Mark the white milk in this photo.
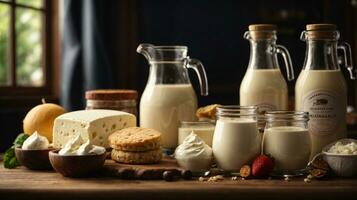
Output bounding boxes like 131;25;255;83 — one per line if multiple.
240;69;288;112
140;84;197;149
178;126;215;147
295;70;347;158
263;126;311;171
212;118;261;171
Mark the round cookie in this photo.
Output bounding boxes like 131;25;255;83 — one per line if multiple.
111;148;162;164
108;127;161;152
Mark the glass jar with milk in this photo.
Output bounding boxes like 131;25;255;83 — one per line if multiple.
212;106;261;173
137;44;209;153
295;24;355;158
240;24;294;116
263;111;310;176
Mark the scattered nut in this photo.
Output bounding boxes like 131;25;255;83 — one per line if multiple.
311;157;330;171
199;177;207;182
241;177;245;180
231;176;238;181
215;175;224;180
240;165;251;178
310;168;328;179
304;178;311;183
181;170;193;180
284;177;291;182
307;174;314;179
205;175;225;182
208;177;217;182
162;171;174;182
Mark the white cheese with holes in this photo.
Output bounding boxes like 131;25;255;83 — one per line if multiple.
53;109;136;148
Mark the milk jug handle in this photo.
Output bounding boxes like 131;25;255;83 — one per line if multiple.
185;57;209;96
338;42;355;80
276;45;295;81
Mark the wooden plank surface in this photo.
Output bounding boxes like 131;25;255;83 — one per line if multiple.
1;161;357;200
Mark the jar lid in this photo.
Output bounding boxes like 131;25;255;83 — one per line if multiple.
305;24;338;40
248;24;277;40
85;89;138;100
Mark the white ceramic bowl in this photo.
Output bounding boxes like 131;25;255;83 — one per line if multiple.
321;138;357;177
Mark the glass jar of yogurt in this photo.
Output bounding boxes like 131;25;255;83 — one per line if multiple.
178;121;215;147
263;111;310;176
212;105;261;172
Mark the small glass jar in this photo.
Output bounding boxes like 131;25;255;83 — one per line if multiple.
85;90;138;117
178;121;215;147
263;111;310;176
212;105;261;172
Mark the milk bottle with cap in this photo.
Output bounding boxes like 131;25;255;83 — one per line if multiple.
240;24;294;115
295;24;355;157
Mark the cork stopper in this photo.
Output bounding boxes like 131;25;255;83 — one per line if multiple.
248;24;277;31
248;24;277;40
305;24;338;40
306;24;336;31
86;89;138;101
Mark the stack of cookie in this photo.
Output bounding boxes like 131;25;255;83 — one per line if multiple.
108;127;162;164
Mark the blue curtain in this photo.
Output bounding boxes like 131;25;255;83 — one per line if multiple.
61;0;120;110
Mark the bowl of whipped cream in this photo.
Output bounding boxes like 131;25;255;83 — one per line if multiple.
15;132;56;170
49;135;106;177
322;138;357;177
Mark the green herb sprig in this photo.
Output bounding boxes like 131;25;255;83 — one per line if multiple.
3;133;29;169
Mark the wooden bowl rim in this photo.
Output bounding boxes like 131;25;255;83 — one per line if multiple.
15;147;57;152
49;149;106;158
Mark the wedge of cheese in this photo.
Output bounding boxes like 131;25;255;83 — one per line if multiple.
53;109;136;148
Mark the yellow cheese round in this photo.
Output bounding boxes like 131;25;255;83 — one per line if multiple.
23;101;66;142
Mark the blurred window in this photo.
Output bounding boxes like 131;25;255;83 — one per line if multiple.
0;0;53;95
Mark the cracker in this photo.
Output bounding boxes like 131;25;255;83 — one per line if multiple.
196;104;220;120
108;127;161;152
111;149;162;164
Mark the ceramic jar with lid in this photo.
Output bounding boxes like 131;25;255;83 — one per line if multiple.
85;89;138;116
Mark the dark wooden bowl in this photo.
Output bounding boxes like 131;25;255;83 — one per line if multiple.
49;150;106;177
15;147;55;170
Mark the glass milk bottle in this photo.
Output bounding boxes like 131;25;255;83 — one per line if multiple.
240;24;294;115
295;24;355;158
137;44;208;152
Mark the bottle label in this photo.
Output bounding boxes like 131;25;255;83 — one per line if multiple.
302;90;342;136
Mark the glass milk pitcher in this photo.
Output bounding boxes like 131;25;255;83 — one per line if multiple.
295;24;355;157
137;44;208;151
240;24;294;114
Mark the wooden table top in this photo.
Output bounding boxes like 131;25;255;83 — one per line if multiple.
1;162;357;200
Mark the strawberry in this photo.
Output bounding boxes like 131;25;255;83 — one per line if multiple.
251;154;274;178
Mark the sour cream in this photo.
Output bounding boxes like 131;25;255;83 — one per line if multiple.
22;132;49;150
59;135;106;156
175;132;212;172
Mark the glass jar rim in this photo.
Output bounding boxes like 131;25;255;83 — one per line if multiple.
179;121;215;126
217;105;257;110
265;111;309;121
216;105;257;118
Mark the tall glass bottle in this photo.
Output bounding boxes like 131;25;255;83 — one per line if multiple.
240;24;294;114
295;24;355;157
